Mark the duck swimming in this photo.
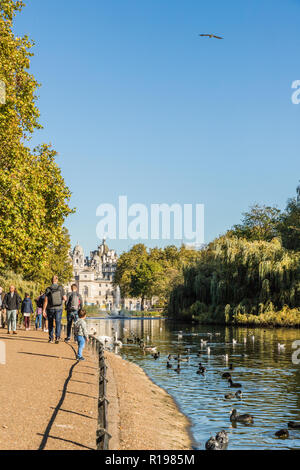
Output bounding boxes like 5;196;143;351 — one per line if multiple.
222;372;231;379
225;390;242;400
216;430;229;447
197;363;206;374
205;436;220;451
228;378;242;388
230;409;254;424
288;421;300;429
205;431;229;450
275;429;289;438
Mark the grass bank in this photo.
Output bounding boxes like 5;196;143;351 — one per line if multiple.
191;306;300;328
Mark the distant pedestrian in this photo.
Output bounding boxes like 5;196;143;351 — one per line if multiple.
43;275;66;344
21;293;34;331
0;287;6;328
74;310;89;361
3;286;22;335
65;284;83;342
35;291;45;330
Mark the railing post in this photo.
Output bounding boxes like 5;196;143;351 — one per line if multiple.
88;335;111;450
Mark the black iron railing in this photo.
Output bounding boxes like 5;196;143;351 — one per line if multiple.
88;335;111;450
62;324;111;450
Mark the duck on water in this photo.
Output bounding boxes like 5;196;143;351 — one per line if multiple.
230;409;254;424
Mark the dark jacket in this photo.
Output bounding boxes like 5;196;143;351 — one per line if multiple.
21;298;34;314
3;292;22;310
35;294;45;309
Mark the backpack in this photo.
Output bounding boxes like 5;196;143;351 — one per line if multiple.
50;286;62;308
68;292;79;311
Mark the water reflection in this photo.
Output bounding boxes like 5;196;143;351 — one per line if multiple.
87;318;300;450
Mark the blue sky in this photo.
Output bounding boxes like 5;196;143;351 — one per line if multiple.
14;0;300;255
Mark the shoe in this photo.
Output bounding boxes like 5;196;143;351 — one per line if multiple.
48;339;54;344
65;338;70;343
13;331;17;335
55;339;60;344
78;357;85;361
7;331;10;335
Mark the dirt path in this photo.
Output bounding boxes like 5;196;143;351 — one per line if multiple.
0;329;98;450
105;351;192;450
0;328;192;451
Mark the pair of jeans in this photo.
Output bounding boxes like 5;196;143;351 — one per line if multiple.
77;335;86;359
66;310;79;339
0;310;6;328
47;309;62;341
7;310;17;332
35;314;42;329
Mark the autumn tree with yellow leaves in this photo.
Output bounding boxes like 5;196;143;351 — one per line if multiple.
0;0;73;283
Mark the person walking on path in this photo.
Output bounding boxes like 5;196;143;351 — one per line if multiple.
0;287;6;328
3;286;22;335
35;291;45;330
65;284;83;342
21;293;34;331
74;310;89;361
43;276;66;344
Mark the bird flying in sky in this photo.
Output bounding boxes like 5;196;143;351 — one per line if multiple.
199;34;223;39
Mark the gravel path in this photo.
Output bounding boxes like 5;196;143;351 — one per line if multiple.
0;329;97;450
105;351;192;450
0;328;192;451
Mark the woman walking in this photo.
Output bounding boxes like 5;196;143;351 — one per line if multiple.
21;293;34;331
35;291;45;330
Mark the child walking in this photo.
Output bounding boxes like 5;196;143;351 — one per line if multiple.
74;310;89;361
21;293;34;331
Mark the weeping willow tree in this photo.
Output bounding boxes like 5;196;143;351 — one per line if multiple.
168;236;300;324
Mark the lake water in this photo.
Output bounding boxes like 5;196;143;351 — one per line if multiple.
87;317;300;450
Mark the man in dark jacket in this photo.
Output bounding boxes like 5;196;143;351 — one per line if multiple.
3;285;22;335
65;284;83;342
43;275;66;344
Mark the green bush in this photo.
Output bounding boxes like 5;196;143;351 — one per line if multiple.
0;270;41;301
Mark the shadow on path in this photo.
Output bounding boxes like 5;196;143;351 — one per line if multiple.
50;406;96;420
60;390;97;400
37;433;94;450
19;351;75;361
38;342;80;450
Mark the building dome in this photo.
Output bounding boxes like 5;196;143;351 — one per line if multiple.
73;242;84;256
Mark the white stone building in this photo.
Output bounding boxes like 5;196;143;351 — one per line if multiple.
69;239;147;311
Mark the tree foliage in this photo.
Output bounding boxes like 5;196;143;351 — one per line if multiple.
230;204;282;242
278;197;300;251
114;243;201;309
168;235;300;322
0;0;73;282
